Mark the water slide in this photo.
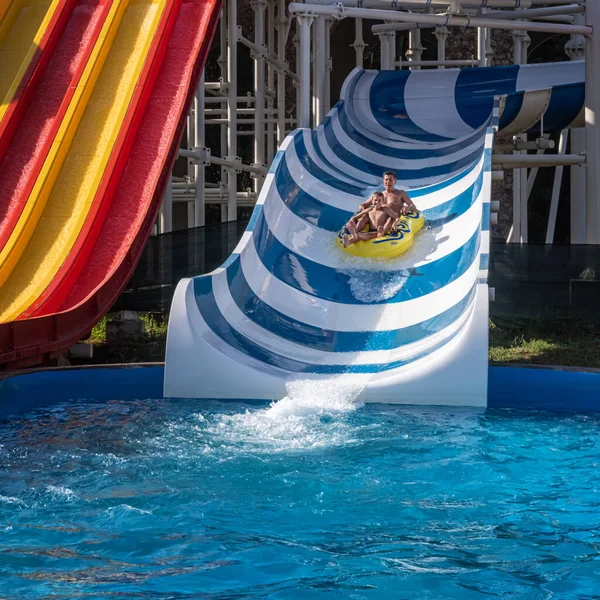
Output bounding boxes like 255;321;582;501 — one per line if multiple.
164;60;585;405
0;0;221;368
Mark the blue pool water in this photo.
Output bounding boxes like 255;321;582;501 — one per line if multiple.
1;389;600;598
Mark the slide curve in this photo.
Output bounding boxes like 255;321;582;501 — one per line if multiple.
0;0;221;368
164;60;585;405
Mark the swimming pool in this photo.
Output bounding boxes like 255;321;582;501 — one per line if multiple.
2;389;600;598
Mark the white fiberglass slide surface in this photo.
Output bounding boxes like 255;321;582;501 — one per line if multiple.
164;61;585;405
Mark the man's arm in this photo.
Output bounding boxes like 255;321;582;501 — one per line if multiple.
401;191;417;212
381;205;399;219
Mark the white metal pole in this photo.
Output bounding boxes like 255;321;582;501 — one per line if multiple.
227;0;237;222
314;16;327;122
267;0;275;162
312;17;318;124
585;2;600;244
324;16;332;114
566;13;585;243
434;25;448;68
377;32;389;69
545;129;569;243
308;5;593;35
300;0;587;10
159;177;173;233
298;15;314;128
509;27;522;243
186;104;195;228
477;9;489;67
276;0;286;145
354;18;365;68
293;30;301;131
194;71;206;227
407;27;423;70
219;4;228;222
485;4;585;20
253;0;266;192
519;30;530;242
388;30;396;69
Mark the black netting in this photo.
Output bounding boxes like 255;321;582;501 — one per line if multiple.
489;242;600;319
113;220;249;312
113;224;600;320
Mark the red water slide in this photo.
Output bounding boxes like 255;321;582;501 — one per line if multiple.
0;0;221;368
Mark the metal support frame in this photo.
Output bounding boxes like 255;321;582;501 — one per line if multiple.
312;16;327;123
159;177;173;234
253;0;267;193
194;72;206;226
565;13;586;243
434;25;448;67
477;7;489;67
353;18;366;68
276;0;287;145
227;0;237;221
585;1;600;244
161;0;598;251
545;129;569;243
298;14;314;128
266;0;275;163
406;27;424;70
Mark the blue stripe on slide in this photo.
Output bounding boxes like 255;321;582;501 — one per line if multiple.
336;107;488;161
527;82;584;135
498;92;524;130
309;130;368;187
482;203;490;231
225;256;477;353
276;150;484;233
194;274;471;374
455;64;519;128
252;213;481;304
320;117;486;180
292;134;370;196
366;71;450;143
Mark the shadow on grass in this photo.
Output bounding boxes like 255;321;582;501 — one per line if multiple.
489;313;600;369
87;314;167;364
85;312;600;369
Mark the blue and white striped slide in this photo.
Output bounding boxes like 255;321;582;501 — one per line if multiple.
164;60;584;406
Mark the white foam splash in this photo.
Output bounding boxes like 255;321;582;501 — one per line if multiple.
204;377;367;452
46;485;77;501
107;504;152;515
0;495;27;507
342;268;412;303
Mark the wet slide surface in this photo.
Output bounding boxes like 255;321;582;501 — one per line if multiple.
0;0;220;367
59;0;221;311
0;0;110;247
0;0;54;113
0;0;165;322
163;61;585;404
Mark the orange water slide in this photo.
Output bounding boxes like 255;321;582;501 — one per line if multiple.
0;0;221;368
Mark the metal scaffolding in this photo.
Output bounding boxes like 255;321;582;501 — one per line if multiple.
159;0;598;245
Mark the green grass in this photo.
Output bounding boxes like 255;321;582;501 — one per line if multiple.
86;313;167;364
85;313;600;369
489;315;600;369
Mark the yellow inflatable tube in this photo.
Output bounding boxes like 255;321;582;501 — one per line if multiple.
337;211;425;259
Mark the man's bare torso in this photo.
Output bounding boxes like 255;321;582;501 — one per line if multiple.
384;189;411;216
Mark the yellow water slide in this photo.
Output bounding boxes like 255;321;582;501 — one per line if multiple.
0;0;168;322
0;0;61;122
